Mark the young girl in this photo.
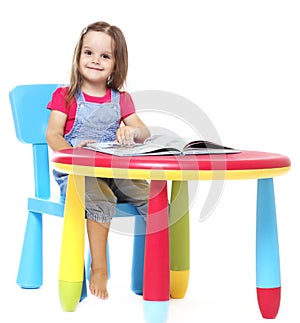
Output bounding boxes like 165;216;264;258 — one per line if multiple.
46;21;150;300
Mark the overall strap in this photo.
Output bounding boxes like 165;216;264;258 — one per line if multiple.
111;89;120;103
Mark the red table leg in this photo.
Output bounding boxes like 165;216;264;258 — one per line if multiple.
143;180;170;323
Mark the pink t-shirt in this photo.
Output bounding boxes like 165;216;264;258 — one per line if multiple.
47;86;135;135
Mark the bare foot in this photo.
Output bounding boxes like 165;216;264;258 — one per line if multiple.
89;268;108;299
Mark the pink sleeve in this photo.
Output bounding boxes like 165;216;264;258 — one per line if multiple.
120;91;136;120
47;87;70;114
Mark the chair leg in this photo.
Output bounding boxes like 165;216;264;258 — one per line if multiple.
170;180;190;299
80;266;87;302
256;178;281;319
17;211;43;288
131;214;146;295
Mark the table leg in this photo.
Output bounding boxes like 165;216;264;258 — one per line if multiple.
143;180;170;323
256;178;281;319
59;174;86;311
170;180;190;298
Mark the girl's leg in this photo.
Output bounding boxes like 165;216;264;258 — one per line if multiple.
111;179;149;219
87;219;110;299
85;177;116;299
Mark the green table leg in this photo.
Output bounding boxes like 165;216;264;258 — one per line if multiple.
170;180;190;298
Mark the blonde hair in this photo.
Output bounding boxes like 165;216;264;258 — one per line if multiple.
67;21;128;103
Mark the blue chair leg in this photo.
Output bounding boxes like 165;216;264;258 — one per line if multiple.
131;214;146;295
80;266;87;302
17;211;43;288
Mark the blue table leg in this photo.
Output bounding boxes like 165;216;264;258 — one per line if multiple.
256;178;281;318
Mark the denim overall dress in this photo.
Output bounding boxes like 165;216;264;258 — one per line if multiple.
53;89;149;223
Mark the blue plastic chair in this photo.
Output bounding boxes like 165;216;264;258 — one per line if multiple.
9;84;146;305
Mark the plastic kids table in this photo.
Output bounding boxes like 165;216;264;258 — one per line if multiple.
51;148;290;322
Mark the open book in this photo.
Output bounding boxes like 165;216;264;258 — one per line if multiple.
84;135;240;156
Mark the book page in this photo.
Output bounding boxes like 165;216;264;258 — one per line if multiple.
183;140;240;154
85;136;240;156
85;141;182;156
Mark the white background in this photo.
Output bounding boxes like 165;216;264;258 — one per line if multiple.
0;1;299;322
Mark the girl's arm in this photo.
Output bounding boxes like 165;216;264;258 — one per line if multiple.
46;110;72;151
116;113;150;145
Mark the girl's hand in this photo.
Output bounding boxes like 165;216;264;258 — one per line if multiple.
75;139;96;148
116;126;136;145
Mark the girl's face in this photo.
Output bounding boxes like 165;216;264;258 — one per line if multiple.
79;30;116;89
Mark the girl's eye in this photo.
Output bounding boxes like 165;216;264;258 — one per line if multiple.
102;54;110;59
83;50;93;56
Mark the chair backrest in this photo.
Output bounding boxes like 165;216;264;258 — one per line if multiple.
9;84;59;198
9;84;58;144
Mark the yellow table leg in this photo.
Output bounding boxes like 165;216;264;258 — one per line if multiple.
170;270;190;299
59;174;85;311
